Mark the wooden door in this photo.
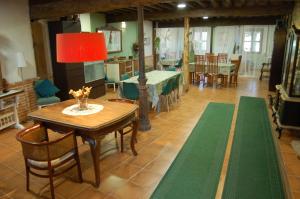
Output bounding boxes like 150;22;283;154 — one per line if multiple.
31;21;49;79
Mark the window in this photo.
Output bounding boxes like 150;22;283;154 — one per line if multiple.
193;31;208;53
243;30;262;53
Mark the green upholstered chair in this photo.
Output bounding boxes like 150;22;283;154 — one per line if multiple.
160;79;174;112
172;75;181;103
165;67;176;71
174;58;183;69
123;82;139;101
34;80;61;109
121;73;130;81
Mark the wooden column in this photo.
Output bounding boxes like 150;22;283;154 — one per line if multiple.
137;5;151;131
183;17;190;91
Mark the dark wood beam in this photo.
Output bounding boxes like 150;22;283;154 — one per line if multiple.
192;0;207;8
30;0;190;20
154;16;280;27
106;4;293;22
137;5;151;131
211;0;220;8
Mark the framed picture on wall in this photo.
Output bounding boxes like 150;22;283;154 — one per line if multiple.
96;26;122;53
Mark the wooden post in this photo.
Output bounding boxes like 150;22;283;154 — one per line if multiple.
183;17;190;91
137;5;151;131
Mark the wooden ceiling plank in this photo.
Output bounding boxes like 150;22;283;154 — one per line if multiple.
106;4;293;22
30;0;185;20
192;0;208;8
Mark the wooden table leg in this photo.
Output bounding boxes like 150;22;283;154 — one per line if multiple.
131;119;138;156
89;139;101;187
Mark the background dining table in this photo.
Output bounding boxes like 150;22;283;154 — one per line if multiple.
119;70;184;111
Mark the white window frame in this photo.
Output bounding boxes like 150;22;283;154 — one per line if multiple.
243;29;263;53
193;31;209;53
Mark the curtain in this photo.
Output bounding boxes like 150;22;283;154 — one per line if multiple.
156;25;275;77
156;28;184;59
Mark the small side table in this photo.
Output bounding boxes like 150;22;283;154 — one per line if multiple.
0;89;24;130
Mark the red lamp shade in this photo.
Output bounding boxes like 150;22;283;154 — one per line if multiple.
56;32;108;63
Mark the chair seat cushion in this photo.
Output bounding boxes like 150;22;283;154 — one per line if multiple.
35;79;60;97
27;151;74;168
37;96;60;106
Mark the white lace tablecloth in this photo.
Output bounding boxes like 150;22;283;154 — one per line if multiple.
62;104;104;116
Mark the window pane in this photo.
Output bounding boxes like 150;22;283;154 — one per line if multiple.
201;42;207;51
244;32;252;41
253;42;260;52
244;41;251;52
201;32;207;41
194;32;201;40
254;32;261;41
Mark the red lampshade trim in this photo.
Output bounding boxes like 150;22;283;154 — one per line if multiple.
56;32;108;63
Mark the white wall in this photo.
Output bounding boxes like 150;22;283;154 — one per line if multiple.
144;20;153;57
0;0;36;83
80;13;92;32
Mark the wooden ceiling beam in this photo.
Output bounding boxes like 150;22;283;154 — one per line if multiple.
155;16;280;27
30;0;194;20
192;0;208;8
106;4;293;22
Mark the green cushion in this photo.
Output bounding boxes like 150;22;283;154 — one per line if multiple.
37;96;60;106
123;82;139;100
35;79;60;97
121;73;130;81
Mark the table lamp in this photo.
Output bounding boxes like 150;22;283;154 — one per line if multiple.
56;32;107;63
16;52;26;81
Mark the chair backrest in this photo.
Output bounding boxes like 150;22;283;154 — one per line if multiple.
108;98;135;104
175;58;183;68
121;73;130;81
218;53;228;63
123;82;139;100
162;79;173;95
172;75;181;90
195;55;206;73
231;55;242;74
206;55;218;74
16;124;75;162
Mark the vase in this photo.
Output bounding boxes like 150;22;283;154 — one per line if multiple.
77;97;88;110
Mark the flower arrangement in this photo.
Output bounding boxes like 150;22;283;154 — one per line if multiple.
69;86;92;110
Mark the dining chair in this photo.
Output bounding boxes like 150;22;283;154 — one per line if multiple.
107;98;138;153
194;55;206;84
172;75;181;104
123;82;139;101
16;124;82;199
218;53;228;63
229;55;242;86
206;55;219;86
160;79;174;112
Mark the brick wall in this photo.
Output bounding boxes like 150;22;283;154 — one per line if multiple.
3;78;39;122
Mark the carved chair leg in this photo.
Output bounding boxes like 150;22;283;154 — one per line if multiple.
49;169;55;199
25;161;30;191
120;130;124;152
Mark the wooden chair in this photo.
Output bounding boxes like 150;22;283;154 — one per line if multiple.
229;55;242;86
194;55;206;84
160;79;174;112
218;53;228;63
16;124;82;199
107;98;138;153
259;62;271;80
206;55;219;86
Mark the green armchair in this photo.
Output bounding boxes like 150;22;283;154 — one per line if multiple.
34;79;61;108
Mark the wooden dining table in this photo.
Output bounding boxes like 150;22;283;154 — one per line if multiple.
28;98;138;187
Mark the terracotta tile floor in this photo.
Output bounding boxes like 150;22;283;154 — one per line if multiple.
0;77;299;199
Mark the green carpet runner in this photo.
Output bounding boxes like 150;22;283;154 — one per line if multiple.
222;96;285;199
151;102;234;199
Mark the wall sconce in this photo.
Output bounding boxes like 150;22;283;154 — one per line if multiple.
16;52;26;81
121;21;126;29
